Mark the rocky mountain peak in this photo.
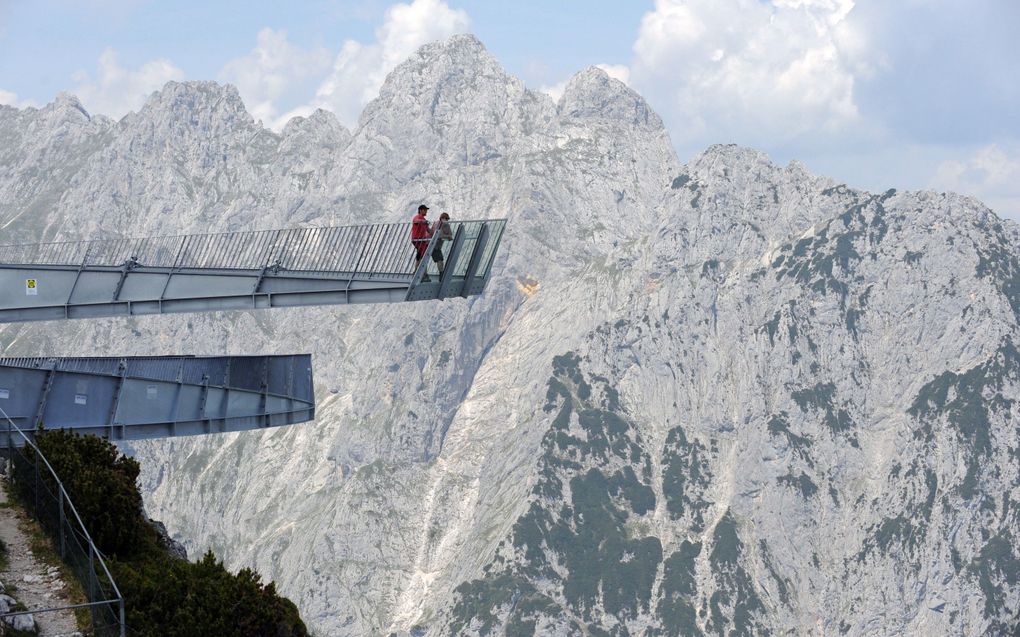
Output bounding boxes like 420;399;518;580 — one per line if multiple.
280;108;352;156
412;33;487;62
348;34;554;188
47;92;92;120
282;109;346;138
27;92;114;136
558;66;662;131
686;143;787;181
672;143;849;234
365;33;524;124
135;81;254;131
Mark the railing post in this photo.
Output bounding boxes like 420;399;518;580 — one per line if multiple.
59;487;66;558
63;244;92;319
157;235;189;313
88;542;96;601
119;598;126;637
34;452;39;514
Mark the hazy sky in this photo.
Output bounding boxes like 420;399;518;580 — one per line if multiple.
1;0;1018;219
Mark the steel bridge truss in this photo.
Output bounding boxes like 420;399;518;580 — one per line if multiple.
0;355;314;447
0;219;506;323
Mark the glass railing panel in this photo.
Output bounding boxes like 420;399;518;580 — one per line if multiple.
476;219;505;280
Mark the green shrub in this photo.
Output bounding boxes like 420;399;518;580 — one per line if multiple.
21;429;307;637
28;428;145;557
111;551;306;637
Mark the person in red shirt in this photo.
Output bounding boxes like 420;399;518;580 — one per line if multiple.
411;204;433;276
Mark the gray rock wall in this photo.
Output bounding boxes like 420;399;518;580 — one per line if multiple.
1;34;1017;636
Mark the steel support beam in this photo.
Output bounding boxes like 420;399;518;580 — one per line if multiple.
0;355;315;447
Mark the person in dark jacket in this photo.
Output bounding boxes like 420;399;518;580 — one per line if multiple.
411;204;432;275
431;212;454;274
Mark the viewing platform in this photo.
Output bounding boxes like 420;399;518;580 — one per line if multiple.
0;219;506;323
0;355;314;446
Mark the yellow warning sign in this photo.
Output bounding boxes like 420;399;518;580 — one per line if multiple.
25;279;37;296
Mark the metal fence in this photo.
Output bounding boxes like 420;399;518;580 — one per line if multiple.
0;406;125;636
417;219;507;280
0;219;506;279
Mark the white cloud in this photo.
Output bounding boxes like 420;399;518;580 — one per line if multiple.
0;89;38;109
72;48;184;119
312;0;470;127
538;80;568;102
219;28;331;131
595;64;630;86
772;0;854;21
630;0;871;151
931;144;1020;218
275;105;319;128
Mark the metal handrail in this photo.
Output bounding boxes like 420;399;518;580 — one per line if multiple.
0;405;126;636
0;219;507;276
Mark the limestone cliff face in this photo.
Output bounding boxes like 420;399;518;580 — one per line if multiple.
1;35;1018;637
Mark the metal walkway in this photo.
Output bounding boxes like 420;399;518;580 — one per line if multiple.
0;219;506;323
0;355;314;447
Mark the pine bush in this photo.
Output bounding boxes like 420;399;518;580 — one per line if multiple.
25;429;307;636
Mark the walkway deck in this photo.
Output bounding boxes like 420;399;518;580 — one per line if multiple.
0;219;506;323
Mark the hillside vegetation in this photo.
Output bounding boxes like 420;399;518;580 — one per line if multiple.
15;429;306;637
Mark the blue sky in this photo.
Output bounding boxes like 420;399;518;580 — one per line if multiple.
0;1;643;101
1;0;1018;219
